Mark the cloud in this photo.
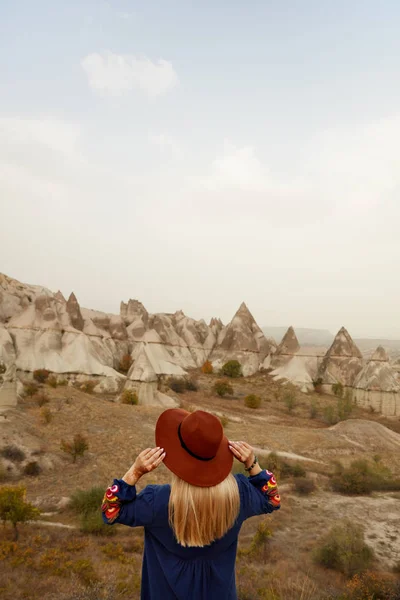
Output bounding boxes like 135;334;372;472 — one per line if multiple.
148;133;182;157
81;52;179;97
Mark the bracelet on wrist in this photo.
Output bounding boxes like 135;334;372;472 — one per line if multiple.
244;455;258;472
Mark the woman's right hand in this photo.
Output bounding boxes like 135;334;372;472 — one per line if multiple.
228;441;254;469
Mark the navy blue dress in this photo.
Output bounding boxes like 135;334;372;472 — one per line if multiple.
102;470;280;600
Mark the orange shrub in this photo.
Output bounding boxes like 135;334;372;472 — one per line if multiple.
201;360;213;374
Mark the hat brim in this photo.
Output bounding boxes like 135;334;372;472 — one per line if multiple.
155;409;233;487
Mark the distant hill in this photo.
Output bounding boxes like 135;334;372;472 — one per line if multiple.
262;326;333;347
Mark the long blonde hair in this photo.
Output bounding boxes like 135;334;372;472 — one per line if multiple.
168;473;240;547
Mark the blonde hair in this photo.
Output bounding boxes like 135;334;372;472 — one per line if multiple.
168;473;240;547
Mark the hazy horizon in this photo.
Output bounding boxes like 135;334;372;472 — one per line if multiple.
2;1;400;338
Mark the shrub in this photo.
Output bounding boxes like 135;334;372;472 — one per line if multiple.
0;362;6;375
201;360;213;374
47;375;58;388
168;378;186;394
323;405;339;425
23;461;41;477
41;407;52;423
242;520;273;561
33;369;50;383
58;378;68;386
61;434;89;463
23;381;39;397
221;360;242;378
0;486;40;540
118;353;133;374
266;452;282;477
213;380;233;397
310;399;318;419
1;445;26;463
244;394;261;409
121;389;138;405
314;521;373;576
290;463;306;478
80;380;96;394
313;377;323;393
332;382;344;398
331;459;400;495
338;395;353;420
293;477;316;495
344;571;400;599
284;390;296;413
185;378;198;392
70;487;105;517
34;392;49;407
81;511;114;536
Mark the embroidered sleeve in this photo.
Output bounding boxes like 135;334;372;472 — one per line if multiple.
249;470;281;510
101;479;136;524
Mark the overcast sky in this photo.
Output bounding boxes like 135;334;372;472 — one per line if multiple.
1;1;400;338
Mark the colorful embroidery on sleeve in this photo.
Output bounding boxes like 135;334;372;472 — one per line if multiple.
258;470;281;509
102;483;122;523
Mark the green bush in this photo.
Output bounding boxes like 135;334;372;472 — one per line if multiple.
284;391;296;413
70;486;105;517
332;382;344;398
244;394;261;409
0;445;26;463
23;461;41;476
331;459;400;495
121;390;138;405
81;511;114;536
33;369;50;383
338;394;353;420
213;380;233;397
221;360;242;378
293;477;316;495
71;486;115;537
314;521;373;576
0;485;40;540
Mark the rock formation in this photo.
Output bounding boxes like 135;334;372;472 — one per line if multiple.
317;326;363;387
210;302;276;376
269;326;320;392
353;346;400;416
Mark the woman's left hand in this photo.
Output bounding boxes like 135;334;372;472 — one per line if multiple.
122;447;166;486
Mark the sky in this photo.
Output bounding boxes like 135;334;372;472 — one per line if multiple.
1;0;400;338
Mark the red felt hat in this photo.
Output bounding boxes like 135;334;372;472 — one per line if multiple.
155;409;233;487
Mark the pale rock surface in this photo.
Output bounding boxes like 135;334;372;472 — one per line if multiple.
128;331;187;383
210;302;276;376
353;346;400;416
318;327;363;386
270;327;320;391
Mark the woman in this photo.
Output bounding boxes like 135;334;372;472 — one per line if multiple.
102;408;280;600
